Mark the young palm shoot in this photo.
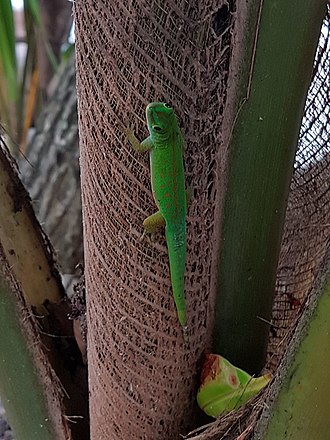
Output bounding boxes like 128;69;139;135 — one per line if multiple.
197;354;271;418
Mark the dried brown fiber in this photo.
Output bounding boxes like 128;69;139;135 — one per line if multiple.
73;0;330;438
74;0;234;438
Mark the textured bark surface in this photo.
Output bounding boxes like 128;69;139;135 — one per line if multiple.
185;9;330;439
253;259;330;439
19;55;83;275
0;129;89;440
0;136;72;439
73;0;330;439
74;0;235;438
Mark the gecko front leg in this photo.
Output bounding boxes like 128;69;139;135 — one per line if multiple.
125;128;153;152
126;127;161;239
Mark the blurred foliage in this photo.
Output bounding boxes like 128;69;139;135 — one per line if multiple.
0;0;74;152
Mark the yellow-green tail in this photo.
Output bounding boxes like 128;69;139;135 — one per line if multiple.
165;223;187;341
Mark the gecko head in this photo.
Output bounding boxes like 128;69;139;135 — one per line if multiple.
146;102;176;137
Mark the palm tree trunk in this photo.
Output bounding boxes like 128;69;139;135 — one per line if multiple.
73;0;328;438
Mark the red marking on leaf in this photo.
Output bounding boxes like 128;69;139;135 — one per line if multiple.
200;354;221;386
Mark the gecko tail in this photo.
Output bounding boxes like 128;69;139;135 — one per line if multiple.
165;224;187;346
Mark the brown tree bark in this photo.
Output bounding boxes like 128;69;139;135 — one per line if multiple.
16;55;88;439
72;0;329;438
0;128;88;440
73;0;235;438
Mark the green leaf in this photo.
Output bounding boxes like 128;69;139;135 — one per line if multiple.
213;0;327;374
197;354;271;418
24;0;41;24
0;0;17;101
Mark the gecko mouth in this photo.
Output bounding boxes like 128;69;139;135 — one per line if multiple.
149;109;161;127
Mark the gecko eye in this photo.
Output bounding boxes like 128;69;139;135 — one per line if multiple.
153;126;162;132
164;103;172;109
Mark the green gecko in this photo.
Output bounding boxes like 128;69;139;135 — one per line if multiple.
126;102;188;343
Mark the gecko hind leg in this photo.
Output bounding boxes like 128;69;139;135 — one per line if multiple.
140;210;165;241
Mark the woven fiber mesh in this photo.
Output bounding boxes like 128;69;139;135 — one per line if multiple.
74;0;235;438
185;10;330;439
74;0;329;438
185;16;330;437
268;14;330;369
